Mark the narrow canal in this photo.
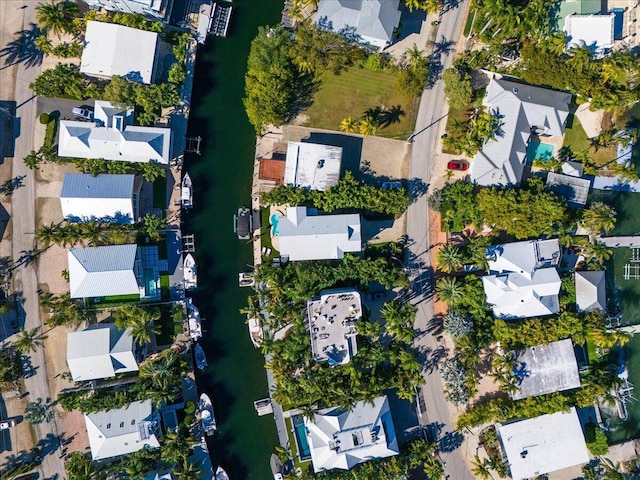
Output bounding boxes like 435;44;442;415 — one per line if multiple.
184;2;282;478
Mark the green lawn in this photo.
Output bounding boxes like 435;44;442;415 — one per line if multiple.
260;208;279;262
442;104;473;155
153;177;167;210
159;274;170;300
303;67;417;139
88;294;140;308
155;304;182;346
563;115;615;167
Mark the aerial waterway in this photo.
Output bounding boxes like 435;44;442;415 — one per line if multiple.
184;1;282;478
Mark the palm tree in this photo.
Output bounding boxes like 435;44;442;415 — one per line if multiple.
379;105;405;128
175;458;203;480
129;315;160;346
240;295;261;319
436;244;463;273
404;44;425;68
582;202;616;236
435;276;464;305
160;430;195;463
580;240;613;267
25;397;53;424
358;118;378;136
35;1;79;37
15;326;46;354
470;455;494;480
339;117;358;134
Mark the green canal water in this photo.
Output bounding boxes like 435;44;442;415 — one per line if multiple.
184;1;282;478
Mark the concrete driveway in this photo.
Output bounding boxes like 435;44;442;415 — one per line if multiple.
36;97;94;122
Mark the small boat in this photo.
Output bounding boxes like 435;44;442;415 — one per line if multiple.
238;272;255;288
215;466;230;480
234;206;252;240
181;172;193;209
194;343;207;370
184;253;198;290
199;393;217;435
270;454;283;480
254;398;273;416
186;298;202;340
247;316;263;348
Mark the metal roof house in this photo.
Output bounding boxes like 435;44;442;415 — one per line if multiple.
316;0;401;50
545;172;591;207
304;395;399;472
482;239;562;319
284;142;342;191
67;324;139;381
565;13;615;55
80;21;159;84
277;207;361;261
81;0;174;22
85;399;160;461
470;77;572;186
575;270;607;312
68;244;142;299
60;173;140;223
511;339;581;400
58;101;171;164
497;408;589;479
308;288;361;366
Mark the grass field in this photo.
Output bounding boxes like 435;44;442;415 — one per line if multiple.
563;115;615;166
303;67;417;139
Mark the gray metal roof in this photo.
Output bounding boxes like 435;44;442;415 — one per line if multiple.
546;172;591;207
67;324;138;381
575;270;607;312
85;399;160;460
61;174;135;199
511;338;581;400
68;244;140;299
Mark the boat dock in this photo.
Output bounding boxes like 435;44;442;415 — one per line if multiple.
210;3;233;37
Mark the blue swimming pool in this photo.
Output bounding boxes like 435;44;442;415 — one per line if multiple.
143;267;156;297
527;140;555;163
270;213;280;237
292;415;311;461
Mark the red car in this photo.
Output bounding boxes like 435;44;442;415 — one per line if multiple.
447;160;468;171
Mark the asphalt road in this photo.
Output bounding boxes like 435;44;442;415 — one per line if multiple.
406;1;474;479
10;2;66;478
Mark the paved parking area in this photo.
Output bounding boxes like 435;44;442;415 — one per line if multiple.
36;97;94;122
0;390;36;465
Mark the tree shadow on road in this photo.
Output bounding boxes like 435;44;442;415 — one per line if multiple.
0;23;44;69
439;430;464;453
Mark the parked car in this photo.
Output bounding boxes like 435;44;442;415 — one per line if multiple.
0;419;16;430
72;106;94;121
366;291;386;301
381;181;402;190
447;160;468;171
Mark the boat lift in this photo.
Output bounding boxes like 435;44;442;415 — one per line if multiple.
183;234;196;253
185;136;202;155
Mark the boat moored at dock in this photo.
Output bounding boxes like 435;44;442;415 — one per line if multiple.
238;272;255;287
195;343;208;370
234;207;253;240
184;253;198;290
215;466;230;480
247;315;263;348
182;172;193;209
199;393;217;435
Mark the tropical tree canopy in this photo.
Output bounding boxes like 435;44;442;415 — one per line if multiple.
36;0;80;36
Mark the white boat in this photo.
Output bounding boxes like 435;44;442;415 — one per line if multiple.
186;298;202;340
199;393;217;435
238;272;255;288
247;316;263;348
184;253;198;290
270;454;283;480
215;466;229;480
194;343;207;370
181;172;193;209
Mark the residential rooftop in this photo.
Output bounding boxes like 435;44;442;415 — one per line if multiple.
575;270;607;312
545;172;591;207
308;288;361;366
284;142;342;191
511;338;581;400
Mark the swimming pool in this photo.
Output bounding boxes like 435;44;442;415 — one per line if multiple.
143;267;156;297
270;213;280;237
292;415;311;461
527;140;555;163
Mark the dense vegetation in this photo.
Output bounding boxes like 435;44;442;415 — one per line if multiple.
261;171;411;216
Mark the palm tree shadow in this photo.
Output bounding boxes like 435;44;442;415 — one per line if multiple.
0;23;44;69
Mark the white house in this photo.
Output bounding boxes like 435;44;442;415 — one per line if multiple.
277;206;361;261
575;270;607;311
85;400;160;461
82;0;174;22
81;21;159;84
470;77;572;186
304;395;399;472
284;142;342;191
60;173;140;223
511;339;581;400
482;239;562;319
565;13;615;55
308;288;361;366
58;100;171;164
497;408;590;479
68;244;142;299
316;0;401;50
66;324;139;381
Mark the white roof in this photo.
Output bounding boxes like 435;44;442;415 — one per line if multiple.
497;408;589;480
68;244;140;299
561;161;584;177
58;120;171;164
483;239;561;319
60;173;136;223
67;324;138;381
565;13;615;53
278;207;361;261
81;21;158;84
284;142;342;191
575;270;607;312
470;77;572;186
308;288;361;366
93;100;135;128
545;172;591;207
512;339;581;400
85;400;160;460
316;0;401;49
304;395;399;472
